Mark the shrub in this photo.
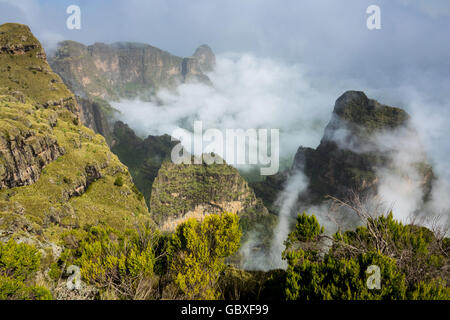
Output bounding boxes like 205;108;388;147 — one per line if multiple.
167;212;242;299
0;240;40;281
0;240;52;300
0;276;52;300
114;176;124;187
59;225;159;299
283;212;450;300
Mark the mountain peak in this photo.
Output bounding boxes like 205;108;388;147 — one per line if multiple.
331;90;410;134
0;23;38;47
0;23;77;112
193;44;216;72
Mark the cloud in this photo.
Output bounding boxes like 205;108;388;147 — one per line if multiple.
397;0;450;18
111;53;347;162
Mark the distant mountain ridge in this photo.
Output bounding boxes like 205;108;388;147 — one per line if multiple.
49;40;215;101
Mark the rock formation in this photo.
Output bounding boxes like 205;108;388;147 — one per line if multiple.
150;157;270;232
293;90;434;203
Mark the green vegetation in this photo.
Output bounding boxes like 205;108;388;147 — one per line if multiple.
54;225;159;299
0;22;150;248
150;159;270;226
335;91;410;136
283;212;450;300
167;212;241;299
0;23;75;107
0;240;52;300
114;176;124;187
0;96;150;242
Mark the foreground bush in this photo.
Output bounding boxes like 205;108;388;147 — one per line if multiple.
58;224;160;299
167;212;241;299
284;212;450;300
0;240;52;300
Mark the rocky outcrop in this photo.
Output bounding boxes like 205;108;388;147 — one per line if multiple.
193;44;216;73
292;91;433;203
111;121;178;205
0;23;80;116
150;158;270;232
0;125;64;189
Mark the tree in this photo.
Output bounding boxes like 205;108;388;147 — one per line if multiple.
167;212;241;299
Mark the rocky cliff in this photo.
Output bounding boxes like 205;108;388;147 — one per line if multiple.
49;40;216;187
150;157;271;233
49;41;213;100
293;90;434;203
110;121;178;206
0;23;149;253
49;41;215;140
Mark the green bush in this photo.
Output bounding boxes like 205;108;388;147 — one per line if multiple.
168;212;242;300
114;176;124;187
0;276;51;300
288;213;324;244
59;225;158;299
0;240;40;281
0;240;52;300
283;212;450;300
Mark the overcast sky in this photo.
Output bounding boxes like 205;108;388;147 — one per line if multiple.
1;0;449;83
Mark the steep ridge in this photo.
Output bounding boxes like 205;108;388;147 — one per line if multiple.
110;121;178;206
0;23;149;252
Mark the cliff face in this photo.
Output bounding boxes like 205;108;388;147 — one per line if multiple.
49;41;213;101
150;158;270;232
110;121;178;206
293;91;433;203
193;44;216;73
0;23;149;251
49;40;215;165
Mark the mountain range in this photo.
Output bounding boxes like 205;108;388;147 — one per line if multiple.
0;22;447;300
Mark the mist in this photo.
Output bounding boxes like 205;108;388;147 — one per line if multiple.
110;53;346;162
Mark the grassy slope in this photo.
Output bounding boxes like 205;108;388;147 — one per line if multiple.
0;23;150;251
